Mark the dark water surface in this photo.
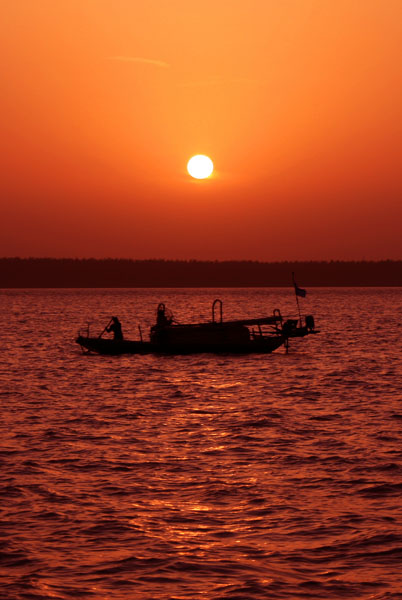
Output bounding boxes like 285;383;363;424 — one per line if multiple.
1;288;402;599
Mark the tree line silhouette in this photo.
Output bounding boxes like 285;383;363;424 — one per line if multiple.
1;258;402;287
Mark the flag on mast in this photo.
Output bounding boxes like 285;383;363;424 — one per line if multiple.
292;273;306;297
295;284;306;298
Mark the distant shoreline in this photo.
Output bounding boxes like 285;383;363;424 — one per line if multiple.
1;258;402;288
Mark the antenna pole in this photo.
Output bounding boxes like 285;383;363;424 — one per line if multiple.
292;272;302;326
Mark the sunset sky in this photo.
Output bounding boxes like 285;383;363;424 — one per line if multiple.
1;1;401;260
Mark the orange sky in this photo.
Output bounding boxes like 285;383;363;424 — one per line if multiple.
1;0;401;260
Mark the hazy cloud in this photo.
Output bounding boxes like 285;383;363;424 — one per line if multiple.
108;56;170;68
177;77;262;88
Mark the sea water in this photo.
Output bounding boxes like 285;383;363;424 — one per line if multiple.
1;288;402;599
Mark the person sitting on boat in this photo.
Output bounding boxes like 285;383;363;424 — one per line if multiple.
107;316;123;340
156;303;172;327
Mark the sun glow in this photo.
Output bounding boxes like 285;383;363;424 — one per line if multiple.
187;155;214;179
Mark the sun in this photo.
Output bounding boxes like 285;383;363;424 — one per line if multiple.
187;155;214;179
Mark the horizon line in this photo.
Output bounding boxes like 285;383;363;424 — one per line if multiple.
1;257;402;264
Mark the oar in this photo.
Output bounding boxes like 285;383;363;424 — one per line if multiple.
99;318;113;338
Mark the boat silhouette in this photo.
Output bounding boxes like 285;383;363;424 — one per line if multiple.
76;299;318;355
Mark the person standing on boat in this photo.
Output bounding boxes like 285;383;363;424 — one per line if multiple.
107;316;123;340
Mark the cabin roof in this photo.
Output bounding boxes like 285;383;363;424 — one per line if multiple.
169;316;281;329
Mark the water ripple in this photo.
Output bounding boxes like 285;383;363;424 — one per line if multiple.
1;288;402;598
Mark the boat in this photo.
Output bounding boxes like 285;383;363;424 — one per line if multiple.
76;299;318;355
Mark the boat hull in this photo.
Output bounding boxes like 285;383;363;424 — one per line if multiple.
76;335;286;355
